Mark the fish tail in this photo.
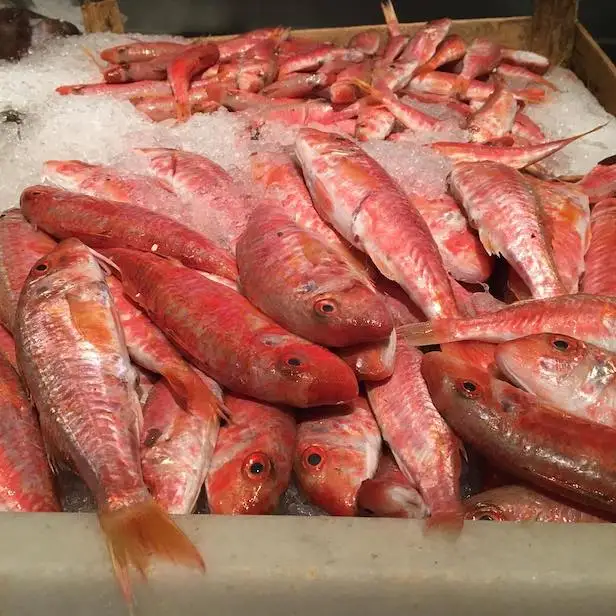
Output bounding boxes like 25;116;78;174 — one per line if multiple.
99;498;205;603
423;506;465;537
381;0;401;35
396;320;449;346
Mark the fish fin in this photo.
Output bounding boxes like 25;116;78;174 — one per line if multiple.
477;229;500;257
381;0;400;34
99;498;205;603
396;320;444;346
424;507;465;538
161;366;230;423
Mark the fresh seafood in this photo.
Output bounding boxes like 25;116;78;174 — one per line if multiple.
583;198;616;295
576;155;616;203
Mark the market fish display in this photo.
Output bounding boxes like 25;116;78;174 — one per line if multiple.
15;239;205;599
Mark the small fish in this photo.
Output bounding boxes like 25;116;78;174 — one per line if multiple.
261;72;328;98
278;47;364;78
357;449;429;519
294;396;382;515
56;80;173;99
414;34;466;75
449;162;565;299
366;339;462;526
132;94;219;122
397;17;452;68
495;333;616;428
512;110;546;143
583;198;616;295
0;208;57;333
465;77;517;143
141;375;222;513
105;248;358;407
398;293;616;353
499;48;550;75
237;204;393;347
576;155;616;204
454;39;502;94
100;41;187;64
15;239;204;601
465;485;607;522
235;39;279;93
206;394;296;514
20;185;238;282
421;351;616;516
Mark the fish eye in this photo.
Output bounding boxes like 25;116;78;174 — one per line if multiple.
143;427;162;448
302;446;325;471
552;338;570;351
34;262;48;272
287;357;302;366
243;452;272;481
314;298;337;316
456;379;480;398
479;514;493;521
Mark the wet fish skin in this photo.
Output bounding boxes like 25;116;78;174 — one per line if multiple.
105;248;358;407
500;48;549;75
0;324;16;369
421;351;616;515
20;185;238;282
466;78;517;143
355;103;395;141
576;155;616;204
449;161;565;299
206;394;296;514
100;41;187;64
583;198;616;296
455;38;501;93
338;329;397;382
495;333;616;428
294;396;381;516
0;208;57;333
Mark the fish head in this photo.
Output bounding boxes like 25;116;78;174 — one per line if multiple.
41;160;97;192
357;477;428;518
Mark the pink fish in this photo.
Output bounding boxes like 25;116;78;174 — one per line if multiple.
355;103;395;141
278;47;364;78
454;38;502;94
100;41;187;64
217;27;289;61
465;77;517;143
495;63;559;91
582;198;616;295
414;34;467;75
338;330;398;382
132;94;220;122
397;17;452;68
348;29;383;55
500;48;550;75
576;155;616;203
261;72;328;98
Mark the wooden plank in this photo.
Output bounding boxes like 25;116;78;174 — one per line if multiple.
81;0;124;33
570;22;616;116
530;0;578;65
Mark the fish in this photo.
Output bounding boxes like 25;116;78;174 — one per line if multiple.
0;351;59;512
14;239;204;600
100;41;187;64
432;124;605;168
465;77;517;143
366;339;462;526
132;94;220;121
329;59;374;104
141;375;222;513
495;333;616;428
464;485;607;522
397;17;452;68
338;329;398;382
0;208;57;333
583;198;616;295
414;34;467;75
235;39;279;93
136;147;253;253
576;155;616;204
20;185;238;282
411;194;493;284
380;0;408;63
294;396;381;515
495;63;559;91
499;48;550;75
355;103;396;141
454;38;502;94
278;47;364;78
236;204;393;347
348;29;383;55
105;248;358;407
398;293;616;352
526;176;590;294
421;351;616;515
295;128;460;319
56;80;173;99
0;324;16;369
357;450;429;519
166;42;220;121
217;27;289;61
449;162;565;299
261;72;328;98
512;110;546;143
103;56;172;84
206;394;296;514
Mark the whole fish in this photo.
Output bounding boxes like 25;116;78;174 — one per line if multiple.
465;485;607;522
167;42;220;121
206;394;296;514
21;185;238;282
105;248;358;407
294;396;381;515
421;351;616;515
449;162;565;299
526;176;590;294
100;41;187;64
15;239;204;600
398;294;616;352
414;34;466;75
0;352;59;512
137;147;253;253
465;78;517;143
495;333;616;428
454;39;501;94
56;80;173;99
141;375;222;514
295;128;460;319
583;198;616;295
512;111;546;143
355;103;395;141
0;208;57;333
576;155;616;204
366;339;462;525
0;324;16;368
357;450;429;519
237;204;392;347
42;159;195;230
339;329;397;382
411;194;493;284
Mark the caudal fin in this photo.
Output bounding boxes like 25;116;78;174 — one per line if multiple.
381;0;401;36
99;498;205;603
396;320;450;346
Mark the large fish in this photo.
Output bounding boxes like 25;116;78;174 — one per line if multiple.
236;204;392;347
206;394;296;514
20;185;238;281
366;339;462;525
294;396;381;515
449;162;565;299
15;239;204;600
295;127;459;319
0;209;56;333
398;294;616;352
582;198;616;296
141;375;222;513
105;248;358;407
422;351;616;515
495;333;616;428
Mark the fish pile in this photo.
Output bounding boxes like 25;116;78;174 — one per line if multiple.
0;0;616;606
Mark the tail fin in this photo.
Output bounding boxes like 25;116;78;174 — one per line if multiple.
99;498;205;603
396;320;447;346
381;0;401;36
